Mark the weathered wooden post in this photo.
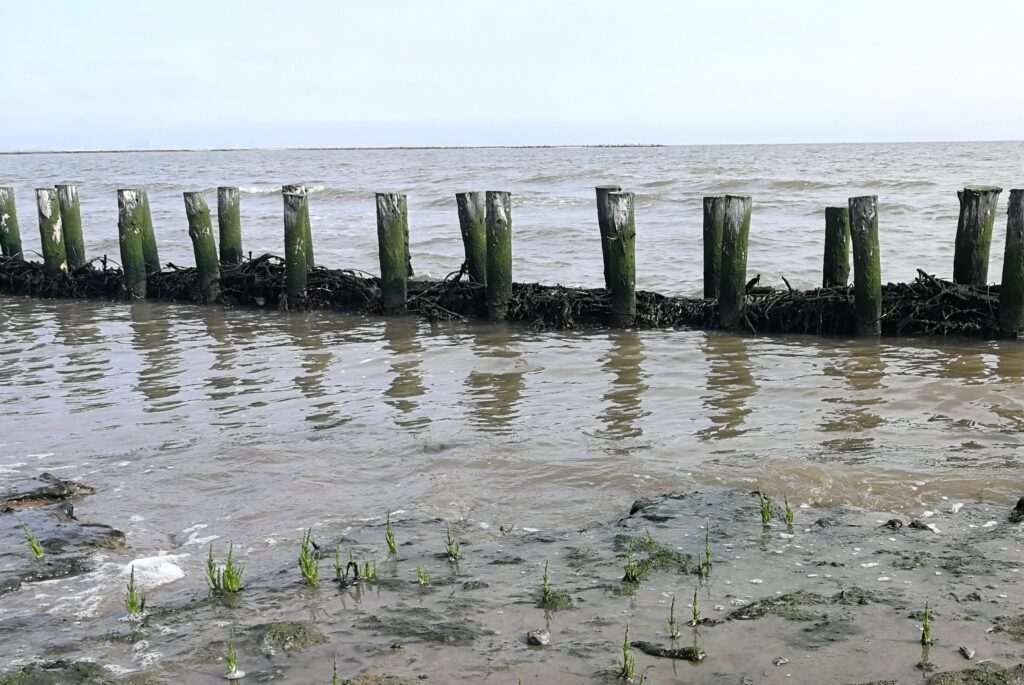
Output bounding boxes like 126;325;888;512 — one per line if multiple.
455;191;487;284
282;190;308;305
823;206;851;287
183;191;220;302
217;186;243;266
117;189;148;299
55;184;86;269
375;192;409;312
953;185;1002;284
999;189;1024;336
282;184;314;269
718;195;752;330
596;185;622;290
702;195;725;298
0;187;24;259
485;191;512;320
35;188;66;275
848;195;882;336
603;191;636;327
138;190;160;275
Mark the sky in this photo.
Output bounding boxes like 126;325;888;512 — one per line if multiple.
1;0;1022;150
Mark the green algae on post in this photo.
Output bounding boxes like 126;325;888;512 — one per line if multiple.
0;186;24;259
35;188;66;276
602;191;637;327
184;191;220;302
375;192;409;313
282;190;309;306
56;184;86;269
138;189;160;276
999;190;1024;336
485;190;512;320
282;184;314;269
954;185;1002;285
455;191;487;285
848;195;882;336
703;195;726;298
217;187;243;266
719;195;752;330
823;206;851;287
595;184;622;291
117;189;148;299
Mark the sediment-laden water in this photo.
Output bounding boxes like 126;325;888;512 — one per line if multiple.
1;144;1023;683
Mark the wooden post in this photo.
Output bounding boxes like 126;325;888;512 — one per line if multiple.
485;191;512;320
603;191;636;327
35;188;66;275
953;185;1002;284
55;184;85;269
999;189;1024;336
455;191;487;284
184;191;220;302
596;185;621;290
217;186;243;266
702;195;725;298
375;192;409;312
718;195;752;330
138;189;160;275
282;190;308;305
0;187;24;260
117;189;148;299
282;184;314;269
823;206;851;287
848;195;882;336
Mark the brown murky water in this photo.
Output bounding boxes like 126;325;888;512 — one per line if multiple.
1;296;1023;682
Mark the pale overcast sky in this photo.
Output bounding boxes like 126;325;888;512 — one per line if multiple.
1;0;1021;150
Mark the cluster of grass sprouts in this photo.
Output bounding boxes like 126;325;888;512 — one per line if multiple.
445;525;460;561
415;565;429;586
921;601;932;645
758;488;772;525
622;548;641;584
385;512;397;555
784;494;795;526
668;596;681;639
206;542;243;594
19;518;44;559
298;528;320;586
124;565;146;617
617;623;636;680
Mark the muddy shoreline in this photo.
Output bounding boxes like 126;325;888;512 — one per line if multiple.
2;475;1023;684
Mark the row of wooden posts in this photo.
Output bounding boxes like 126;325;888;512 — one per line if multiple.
1;183;1023;336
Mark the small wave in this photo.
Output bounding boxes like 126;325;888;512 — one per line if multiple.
770;179;835;191
238;186;279;195
638;179;676;189
878;202;917;214
862;179;938;189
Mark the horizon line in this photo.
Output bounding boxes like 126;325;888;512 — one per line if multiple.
0;138;1021;156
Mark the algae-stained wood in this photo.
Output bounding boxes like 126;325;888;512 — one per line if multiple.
822;206;851;287
602;191;636;327
184;191;220;302
848;195;882;336
217;186;243;266
999;189;1024;336
596;185;622;291
138;189;160;275
485;191;513;320
282;184;315;269
953;185;1002;284
0;186;24;260
56;184;86;268
35;188;66;276
702;196;726;298
282;191;308;305
117;189;148;299
718;195;752;330
376;192;409;312
455;191;487;285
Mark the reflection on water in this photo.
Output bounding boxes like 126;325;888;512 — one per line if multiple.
597;330;648;441
820;343;886;451
382;317;429;431
464;324;527;433
129;303;182;409
698;333;756;441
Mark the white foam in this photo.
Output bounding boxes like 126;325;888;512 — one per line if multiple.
122;554;189;589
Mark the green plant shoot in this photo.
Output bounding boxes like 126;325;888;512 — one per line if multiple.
124;565;146;616
385;512;397;555
19;518;43;559
298;528;320;586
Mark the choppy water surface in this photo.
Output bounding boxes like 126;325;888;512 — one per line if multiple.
1;143;1023;681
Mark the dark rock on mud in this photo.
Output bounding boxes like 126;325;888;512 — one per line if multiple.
0;474;124;595
0;659;153;684
526;629;550;646
460;580;488;591
991;615;1024;642
359;607;490;645
630;640;706;661
242;621;329;656
728;587;875;622
1009;497;1024;524
343;674;420;685
537;589;573;610
925;664;1024;684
